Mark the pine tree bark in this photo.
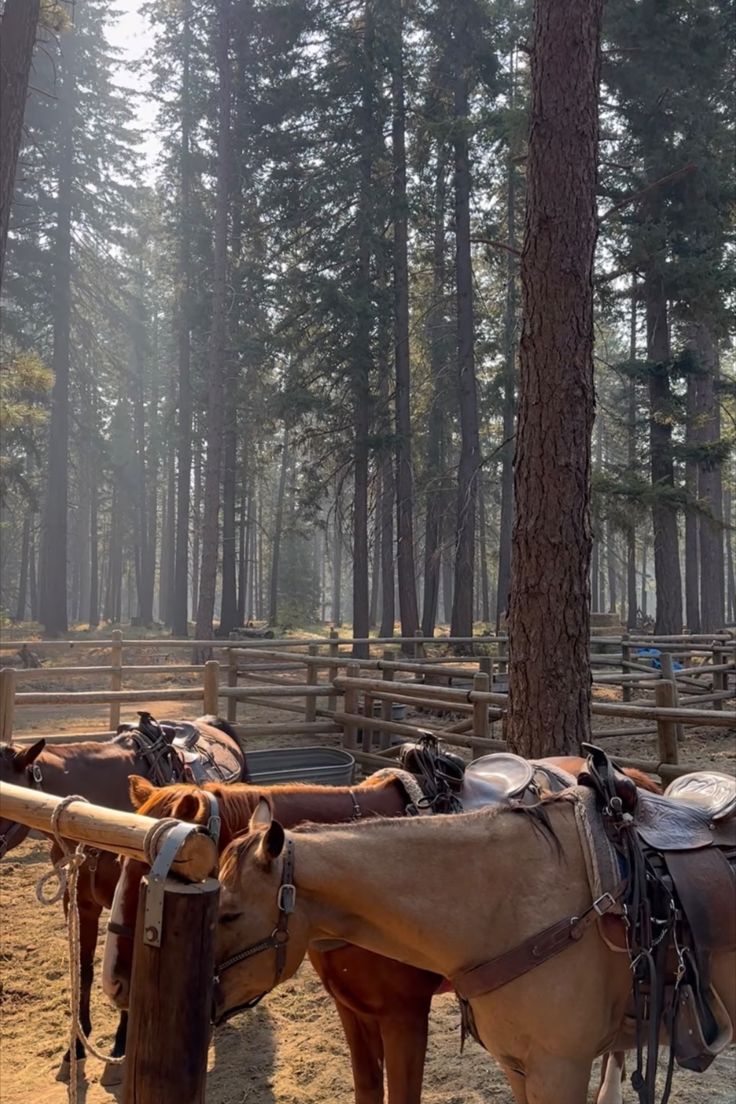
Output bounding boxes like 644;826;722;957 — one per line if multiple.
725;488;734;623
268;438;290;625
219;397;238;634
684;370;700;631
449;4;481;641
390;0;419;638
479;481;490;623
507;0;602;757
14;512;31;621
39;24;76;636
691;322;724;630
29;522;38;622
195;0;231;646
645;267;682;633
625;281;638;629
0;0;40;292
332;496;342;626
88;466;99;628
172;0;194;637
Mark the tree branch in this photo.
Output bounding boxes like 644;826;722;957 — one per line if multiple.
470;237;522;258
599;163;697;224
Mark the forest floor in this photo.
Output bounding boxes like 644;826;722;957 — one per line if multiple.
0;633;734;1103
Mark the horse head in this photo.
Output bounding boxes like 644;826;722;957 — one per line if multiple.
0;740;46;857
102;775;225;1009
212;800;310;1025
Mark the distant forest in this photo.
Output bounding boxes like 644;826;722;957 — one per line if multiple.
1;0;734;639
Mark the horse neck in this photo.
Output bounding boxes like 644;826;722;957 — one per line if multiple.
269;779;405;828
36;743;143;811
293;801;586;977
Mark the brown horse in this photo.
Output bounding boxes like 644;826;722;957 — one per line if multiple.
104;757;658;1104
213;798;735;1104
0;715;247;1077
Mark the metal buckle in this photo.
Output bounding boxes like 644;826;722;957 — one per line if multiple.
143;822;202;947
207;814;222;844
593;892;616;916
32;763;43;786
277;883;296;914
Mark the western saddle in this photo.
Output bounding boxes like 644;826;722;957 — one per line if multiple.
115;712;242;785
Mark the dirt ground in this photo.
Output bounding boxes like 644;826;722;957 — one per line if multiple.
1;660;735;1104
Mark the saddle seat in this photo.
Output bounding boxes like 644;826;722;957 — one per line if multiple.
159;720;200;749
459;753;534;811
664;772;736;822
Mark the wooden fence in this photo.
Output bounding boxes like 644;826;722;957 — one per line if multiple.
0;781;218;1104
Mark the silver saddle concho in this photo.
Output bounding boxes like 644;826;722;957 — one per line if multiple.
664;772;736;821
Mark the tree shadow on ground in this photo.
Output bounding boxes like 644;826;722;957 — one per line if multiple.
207;1006;276;1104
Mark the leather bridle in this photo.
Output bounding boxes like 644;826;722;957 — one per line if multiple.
212;839;296;1018
0;762;44;857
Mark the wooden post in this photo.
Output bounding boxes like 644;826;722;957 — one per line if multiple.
327;628;339;713
0;667;16;743
712;646;726;711
226;650;238;723
497;637;508;677
203;660;220;715
305;644;318;723
110;629;123;731
655;678;679;765
124;875;219;1104
621;633;632;703
414;628;425;661
659;652;684;748
471;672;490;760
379;649;395;751
342;662;360;749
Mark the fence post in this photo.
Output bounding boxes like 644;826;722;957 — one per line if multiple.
0;668;16;743
124;874;219;1104
497;636;508;678
379;649;395;751
110;629;123;731
471;672;490;760
342;661;360;750
414;628;425;661
659;651;684;748
227;650;238;724
655;678;679;765
327;628;339;713
203;660;220;715
712;646;726;711
305;644;318;724
621;633;632;703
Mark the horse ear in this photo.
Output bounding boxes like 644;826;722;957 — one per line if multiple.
129;775;154;809
249;797;272;831
256;821;285;866
173;791;203;822
15;739;45;771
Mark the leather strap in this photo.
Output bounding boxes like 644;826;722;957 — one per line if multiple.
451;891;621;1000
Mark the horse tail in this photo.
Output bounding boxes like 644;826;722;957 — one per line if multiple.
621;766;662;795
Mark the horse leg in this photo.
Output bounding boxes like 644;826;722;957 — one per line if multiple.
379;1009;431;1104
524;1056;592;1104
596;1051;625;1104
333;1001;386;1104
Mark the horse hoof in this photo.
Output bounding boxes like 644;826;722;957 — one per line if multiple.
55;1057;86;1083
100;1059;125;1086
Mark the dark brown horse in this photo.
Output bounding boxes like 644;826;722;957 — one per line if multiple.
0;715;247;1078
104;758;660;1104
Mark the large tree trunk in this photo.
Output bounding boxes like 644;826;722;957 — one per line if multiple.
14;512;31;621
219;398;238;634
29;521;39;622
645;268;682;633
626;280;638;629
725;488;735;623
479;481;491;623
421;146;448;638
195;0;231;645
495;48;519;627
691;322;724;631
332;495;343;626
507;0;602;757
449;6;480;641
390;0;419;638
0;0;40;291
172;0;194;637
131;275;154;626
39;23;76;636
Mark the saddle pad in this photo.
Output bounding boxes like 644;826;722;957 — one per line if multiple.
634;791;714;851
665;772;736;822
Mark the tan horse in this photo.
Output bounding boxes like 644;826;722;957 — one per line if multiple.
213;800;736;1104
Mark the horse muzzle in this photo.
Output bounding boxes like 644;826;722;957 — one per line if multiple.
210;979;266;1026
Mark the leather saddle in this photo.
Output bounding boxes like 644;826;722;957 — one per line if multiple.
581;745;736;1076
117;713;242;785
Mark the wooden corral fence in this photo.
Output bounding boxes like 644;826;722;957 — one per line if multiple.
0;780;219;1104
0;630;733;782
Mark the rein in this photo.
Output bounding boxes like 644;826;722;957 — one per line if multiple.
213;840;296;1015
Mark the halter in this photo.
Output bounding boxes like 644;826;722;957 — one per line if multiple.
0;761;44;857
213;839;296;1016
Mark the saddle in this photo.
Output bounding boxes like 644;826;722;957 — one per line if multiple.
581;745;736;1099
116;713;242;786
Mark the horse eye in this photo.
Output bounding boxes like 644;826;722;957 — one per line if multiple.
219;912;242;925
